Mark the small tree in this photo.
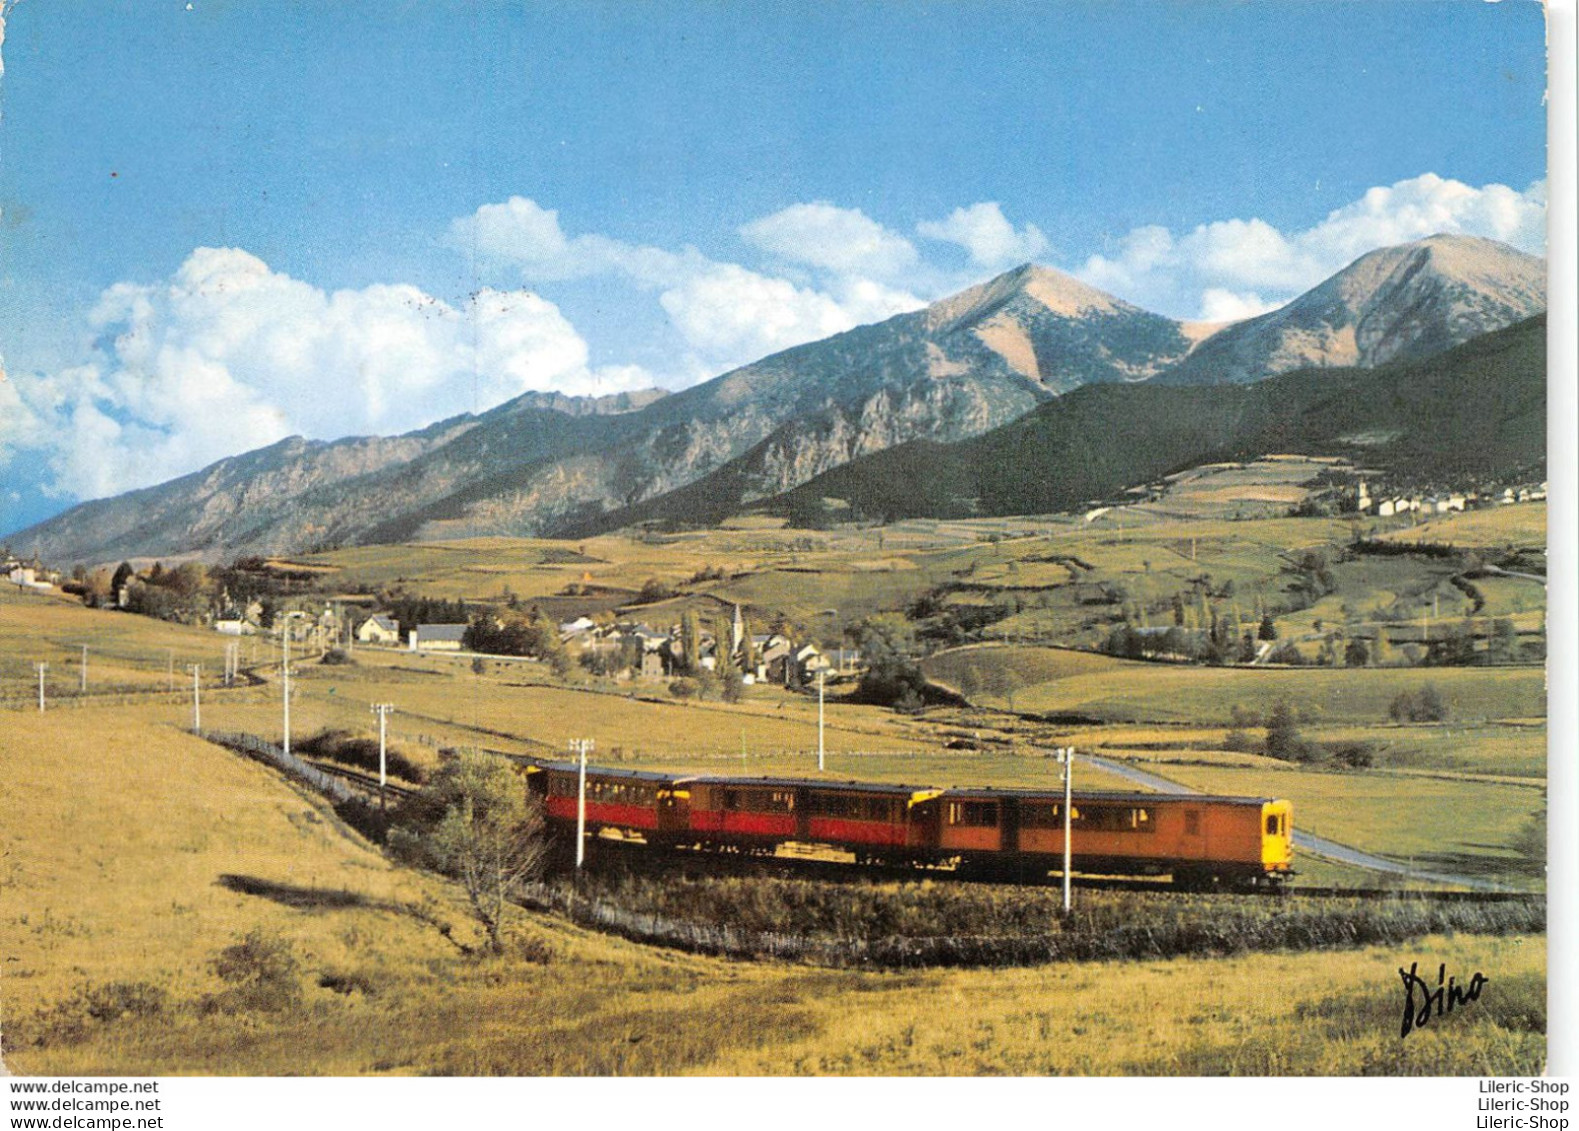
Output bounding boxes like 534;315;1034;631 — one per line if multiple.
110;561;136;600
1257;613;1278;642
389;752;548;955
1488;618;1520;664
680;610;703;675
1264;700;1318;762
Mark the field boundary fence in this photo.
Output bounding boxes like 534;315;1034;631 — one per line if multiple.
203;730;360;806
1;686;271;713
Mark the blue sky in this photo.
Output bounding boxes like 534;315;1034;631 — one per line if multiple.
0;0;1549;536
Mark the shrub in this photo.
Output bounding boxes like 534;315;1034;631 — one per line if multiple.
1264;701;1321;763
320;647;356;666
295;729;427;784
9;982;171;1049
668;677;699;700
513;936;556;965
1222;729;1257;753
1389;685;1449;723
1329;742;1376;770
1268;642;1306;666
318;969;384;996
204;929;301;1013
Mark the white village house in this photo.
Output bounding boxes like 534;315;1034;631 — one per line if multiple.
357;614;401;646
411;623;467;652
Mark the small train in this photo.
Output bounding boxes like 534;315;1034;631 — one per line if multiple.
522;758;1294;890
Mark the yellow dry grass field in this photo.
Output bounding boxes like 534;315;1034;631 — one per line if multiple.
1374;502;1545;548
0;569;1547;1075
0;709;1544;1075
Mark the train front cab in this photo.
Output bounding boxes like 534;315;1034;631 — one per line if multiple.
1167;796;1294;889
1258;799;1294;885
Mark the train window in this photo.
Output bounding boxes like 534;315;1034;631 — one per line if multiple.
947;801;999;827
1184;810;1201;835
1266;814;1280;835
808;793;853;818
1079;806;1151;833
1022;804;1059;828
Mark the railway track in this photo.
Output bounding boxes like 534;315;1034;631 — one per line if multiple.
218;735;1538;904
568;831;1539;902
300;757;417;802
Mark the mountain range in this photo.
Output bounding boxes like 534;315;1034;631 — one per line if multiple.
5;234;1546;565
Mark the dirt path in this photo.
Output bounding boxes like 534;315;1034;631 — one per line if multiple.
1081;753;1515;892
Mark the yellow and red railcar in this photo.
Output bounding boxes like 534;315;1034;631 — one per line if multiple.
528;761;689;839
936;787;1293;888
521;758;1293;889
682;776;943;860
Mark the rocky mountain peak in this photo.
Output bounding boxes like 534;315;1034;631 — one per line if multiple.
923;262;1125;333
1154;233;1545;385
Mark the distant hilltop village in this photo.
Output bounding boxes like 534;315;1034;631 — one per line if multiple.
1354;478;1548;519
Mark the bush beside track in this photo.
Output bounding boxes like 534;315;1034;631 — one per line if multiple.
528;872;1543;969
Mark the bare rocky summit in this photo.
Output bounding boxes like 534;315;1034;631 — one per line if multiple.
1154;234;1545;385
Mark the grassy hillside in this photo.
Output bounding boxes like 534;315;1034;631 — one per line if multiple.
0;705;1545;1075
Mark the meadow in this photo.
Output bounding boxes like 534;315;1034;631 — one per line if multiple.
0;482;1550;1075
923;643;1546;725
0;704;1545;1076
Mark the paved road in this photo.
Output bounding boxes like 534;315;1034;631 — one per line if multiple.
1082;753;1514;892
1479;564;1547;585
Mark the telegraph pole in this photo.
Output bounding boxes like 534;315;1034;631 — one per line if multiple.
282;632;292;757
570;738;593;869
816;669;825;772
35;662;47;713
371;703;394;810
189;664;202;733
167;649;174;693
1058;747;1074;915
79;645;88;693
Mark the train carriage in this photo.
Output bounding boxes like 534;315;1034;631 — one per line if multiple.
684;776;943;860
801;781;942;862
939;787;1293;887
526;760;686;838
519;755;1293;889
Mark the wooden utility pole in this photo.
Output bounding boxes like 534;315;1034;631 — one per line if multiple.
570;738;593;869
371;703;394;810
1059;747;1074;915
817;670;825;772
282;633;292;757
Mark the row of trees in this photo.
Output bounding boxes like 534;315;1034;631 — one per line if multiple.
462;609;572;677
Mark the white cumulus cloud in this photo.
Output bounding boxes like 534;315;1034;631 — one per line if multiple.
740;202;920;281
1079;174;1547;321
917;202;1050;269
452;196;927;374
4;247;654;501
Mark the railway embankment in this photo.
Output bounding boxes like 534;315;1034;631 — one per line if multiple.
520;871;1543;970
